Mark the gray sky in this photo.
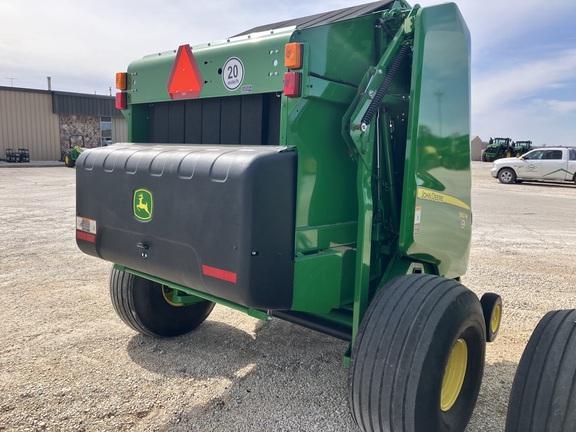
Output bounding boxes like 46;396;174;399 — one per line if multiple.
1;0;575;146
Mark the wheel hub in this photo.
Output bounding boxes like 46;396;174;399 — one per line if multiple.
491;304;502;334
441;338;468;411
162;286;183;307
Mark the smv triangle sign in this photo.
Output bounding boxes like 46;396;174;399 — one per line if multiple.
167;45;203;99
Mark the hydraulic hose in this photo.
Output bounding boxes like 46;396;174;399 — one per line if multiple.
361;44;411;127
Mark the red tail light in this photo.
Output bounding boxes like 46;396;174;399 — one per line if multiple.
284;72;301;98
115;92;127;110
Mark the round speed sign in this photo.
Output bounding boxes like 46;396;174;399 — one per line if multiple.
222;57;244;91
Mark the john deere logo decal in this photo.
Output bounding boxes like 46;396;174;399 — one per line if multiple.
134;189;153;221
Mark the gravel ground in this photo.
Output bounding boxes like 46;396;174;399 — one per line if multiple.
1;162;575;431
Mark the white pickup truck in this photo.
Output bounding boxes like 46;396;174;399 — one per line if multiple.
491;147;576;184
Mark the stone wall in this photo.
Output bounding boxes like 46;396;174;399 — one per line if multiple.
59;115;101;154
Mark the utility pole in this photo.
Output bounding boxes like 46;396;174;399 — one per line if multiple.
4;77;16;87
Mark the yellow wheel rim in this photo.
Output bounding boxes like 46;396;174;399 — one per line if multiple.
491;304;502;334
441;338;468;412
162;286;183;307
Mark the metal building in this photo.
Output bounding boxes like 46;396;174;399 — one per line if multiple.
470;135;486;161
0;86;127;161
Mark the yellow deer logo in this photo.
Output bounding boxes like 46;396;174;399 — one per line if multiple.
137;194;151;216
133;189;153;221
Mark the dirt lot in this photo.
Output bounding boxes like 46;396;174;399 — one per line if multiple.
1;162;575;431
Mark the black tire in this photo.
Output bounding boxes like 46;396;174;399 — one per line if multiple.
349;274;486;432
480;293;502;342
64;152;75;168
109;267;215;337
506;309;576;432
498;168;516;184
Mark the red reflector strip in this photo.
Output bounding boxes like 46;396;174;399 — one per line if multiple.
283;72;301;98
115;92;127;110
76;230;96;243
202;265;237;284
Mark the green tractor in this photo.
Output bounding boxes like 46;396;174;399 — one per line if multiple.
511;140;532;157
63;135;86;168
482;137;513;162
75;2;502;431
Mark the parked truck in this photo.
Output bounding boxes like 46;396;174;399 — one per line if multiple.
75;2;502;431
491;147;576;184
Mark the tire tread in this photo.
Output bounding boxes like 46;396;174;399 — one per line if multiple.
109;267;214;338
506;309;576;432
349;274;485;432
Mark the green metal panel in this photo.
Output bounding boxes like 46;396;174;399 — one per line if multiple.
286;16;388;254
399;3;472;279
293;249;343;314
125;29;293;105
292;247;356;314
287;94;358;251
124;104;148;142
291;15;381;86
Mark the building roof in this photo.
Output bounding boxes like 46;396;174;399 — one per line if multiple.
0;86;122;118
52;91;122;118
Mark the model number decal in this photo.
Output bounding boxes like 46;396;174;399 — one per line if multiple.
222;57;244;91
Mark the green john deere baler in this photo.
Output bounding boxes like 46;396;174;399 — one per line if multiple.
75;2;502;431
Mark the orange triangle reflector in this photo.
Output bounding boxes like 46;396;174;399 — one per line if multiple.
167;45;203;99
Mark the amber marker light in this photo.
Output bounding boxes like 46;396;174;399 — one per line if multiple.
284;43;302;69
116;72;127;90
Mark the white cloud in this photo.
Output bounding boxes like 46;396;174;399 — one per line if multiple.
472;49;576;115
472;88;576;146
541;100;576;113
